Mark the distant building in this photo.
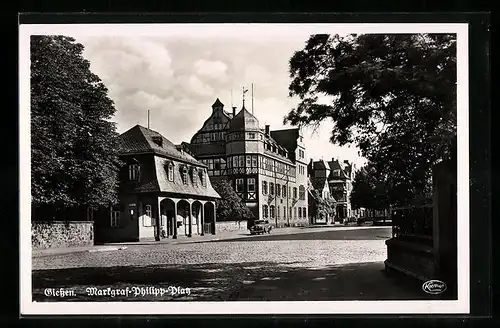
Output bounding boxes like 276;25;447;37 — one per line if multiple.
186;98;309;227
94;125;221;243
307;160;336;224
308;158;357;221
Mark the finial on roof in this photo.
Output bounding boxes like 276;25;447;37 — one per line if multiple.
242;86;248;109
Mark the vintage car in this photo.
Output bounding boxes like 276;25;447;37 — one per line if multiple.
249;220;272;235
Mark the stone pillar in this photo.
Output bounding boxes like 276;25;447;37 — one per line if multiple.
212;201;216;235
200;204;205;236
432;159;457;294
188;202;192;237
173;201;178;239
155;198;161;241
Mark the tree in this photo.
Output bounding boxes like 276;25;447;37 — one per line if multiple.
31;36;122;220
350;164;390;211
312;191;336;222
285;34;456;205
212;180;255;224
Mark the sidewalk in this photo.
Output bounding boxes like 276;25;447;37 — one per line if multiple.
32;224;386;257
31;245;129;257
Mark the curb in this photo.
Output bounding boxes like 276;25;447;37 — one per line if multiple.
88;246;128;253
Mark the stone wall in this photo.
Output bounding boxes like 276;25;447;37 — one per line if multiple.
32;221;94;249
215;221;248;232
385;238;436;281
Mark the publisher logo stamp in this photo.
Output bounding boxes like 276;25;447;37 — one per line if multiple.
422;280;447;294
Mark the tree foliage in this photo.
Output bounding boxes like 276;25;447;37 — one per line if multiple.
350;165;390;210
31;36;122;216
286;34;456;205
312;191;336;220
212;180;255;222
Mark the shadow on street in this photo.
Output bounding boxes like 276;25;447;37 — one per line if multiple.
32;260;453;302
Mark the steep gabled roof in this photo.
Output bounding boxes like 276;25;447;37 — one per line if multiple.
270;128;299;154
312;159;330;171
119;125;204;167
154;157;220;199
212;98;224;108
327;159;349;180
229;106;260;131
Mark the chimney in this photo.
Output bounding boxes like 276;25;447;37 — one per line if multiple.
344;160;349;164
265;125;270;135
232;106;236;117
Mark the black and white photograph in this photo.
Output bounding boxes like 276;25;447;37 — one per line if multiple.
20;22;469;315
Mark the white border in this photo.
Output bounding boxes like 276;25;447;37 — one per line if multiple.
19;23;469;315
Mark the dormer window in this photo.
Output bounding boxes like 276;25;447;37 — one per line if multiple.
129;164;140;181
166;162;174;181
152;136;163;147
199;169;206;187
191;168;197;186
181;166;188;185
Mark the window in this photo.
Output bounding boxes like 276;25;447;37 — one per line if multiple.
251;155;258;167
298;165;304;175
283;206;286;219
333;169;340;177
129;164;140;180
303;207;307;218
239;156;245;167
208;159;214;170
277;206;280;218
299;185;305;200
293;187;298;199
289;186;292;198
233;156;238;168
248;132;256;139
110;206;120;227
270;205;275;218
167;163;174;181
182;167;188;184
282;185;287;198
246;156;251;167
145;204;152;218
262;181;268;195
263;205;269;218
299;208;302;218
294;207;297;219
247;178;255;192
276;183;281;197
199;169;206;187
236;178;244;193
269;182;275;195
214;158;221;170
191;168;197;186
289;207;292;219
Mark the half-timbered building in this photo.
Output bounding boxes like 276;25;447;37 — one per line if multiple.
186;98;309;227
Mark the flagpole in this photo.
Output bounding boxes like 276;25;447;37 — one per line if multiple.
251;83;254;115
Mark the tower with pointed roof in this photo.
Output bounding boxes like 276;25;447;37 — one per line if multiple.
188;97;309;227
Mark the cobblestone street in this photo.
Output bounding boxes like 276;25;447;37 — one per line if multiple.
32;227;434;301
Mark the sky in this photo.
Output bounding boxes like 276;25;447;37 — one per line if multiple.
76;34;367;169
